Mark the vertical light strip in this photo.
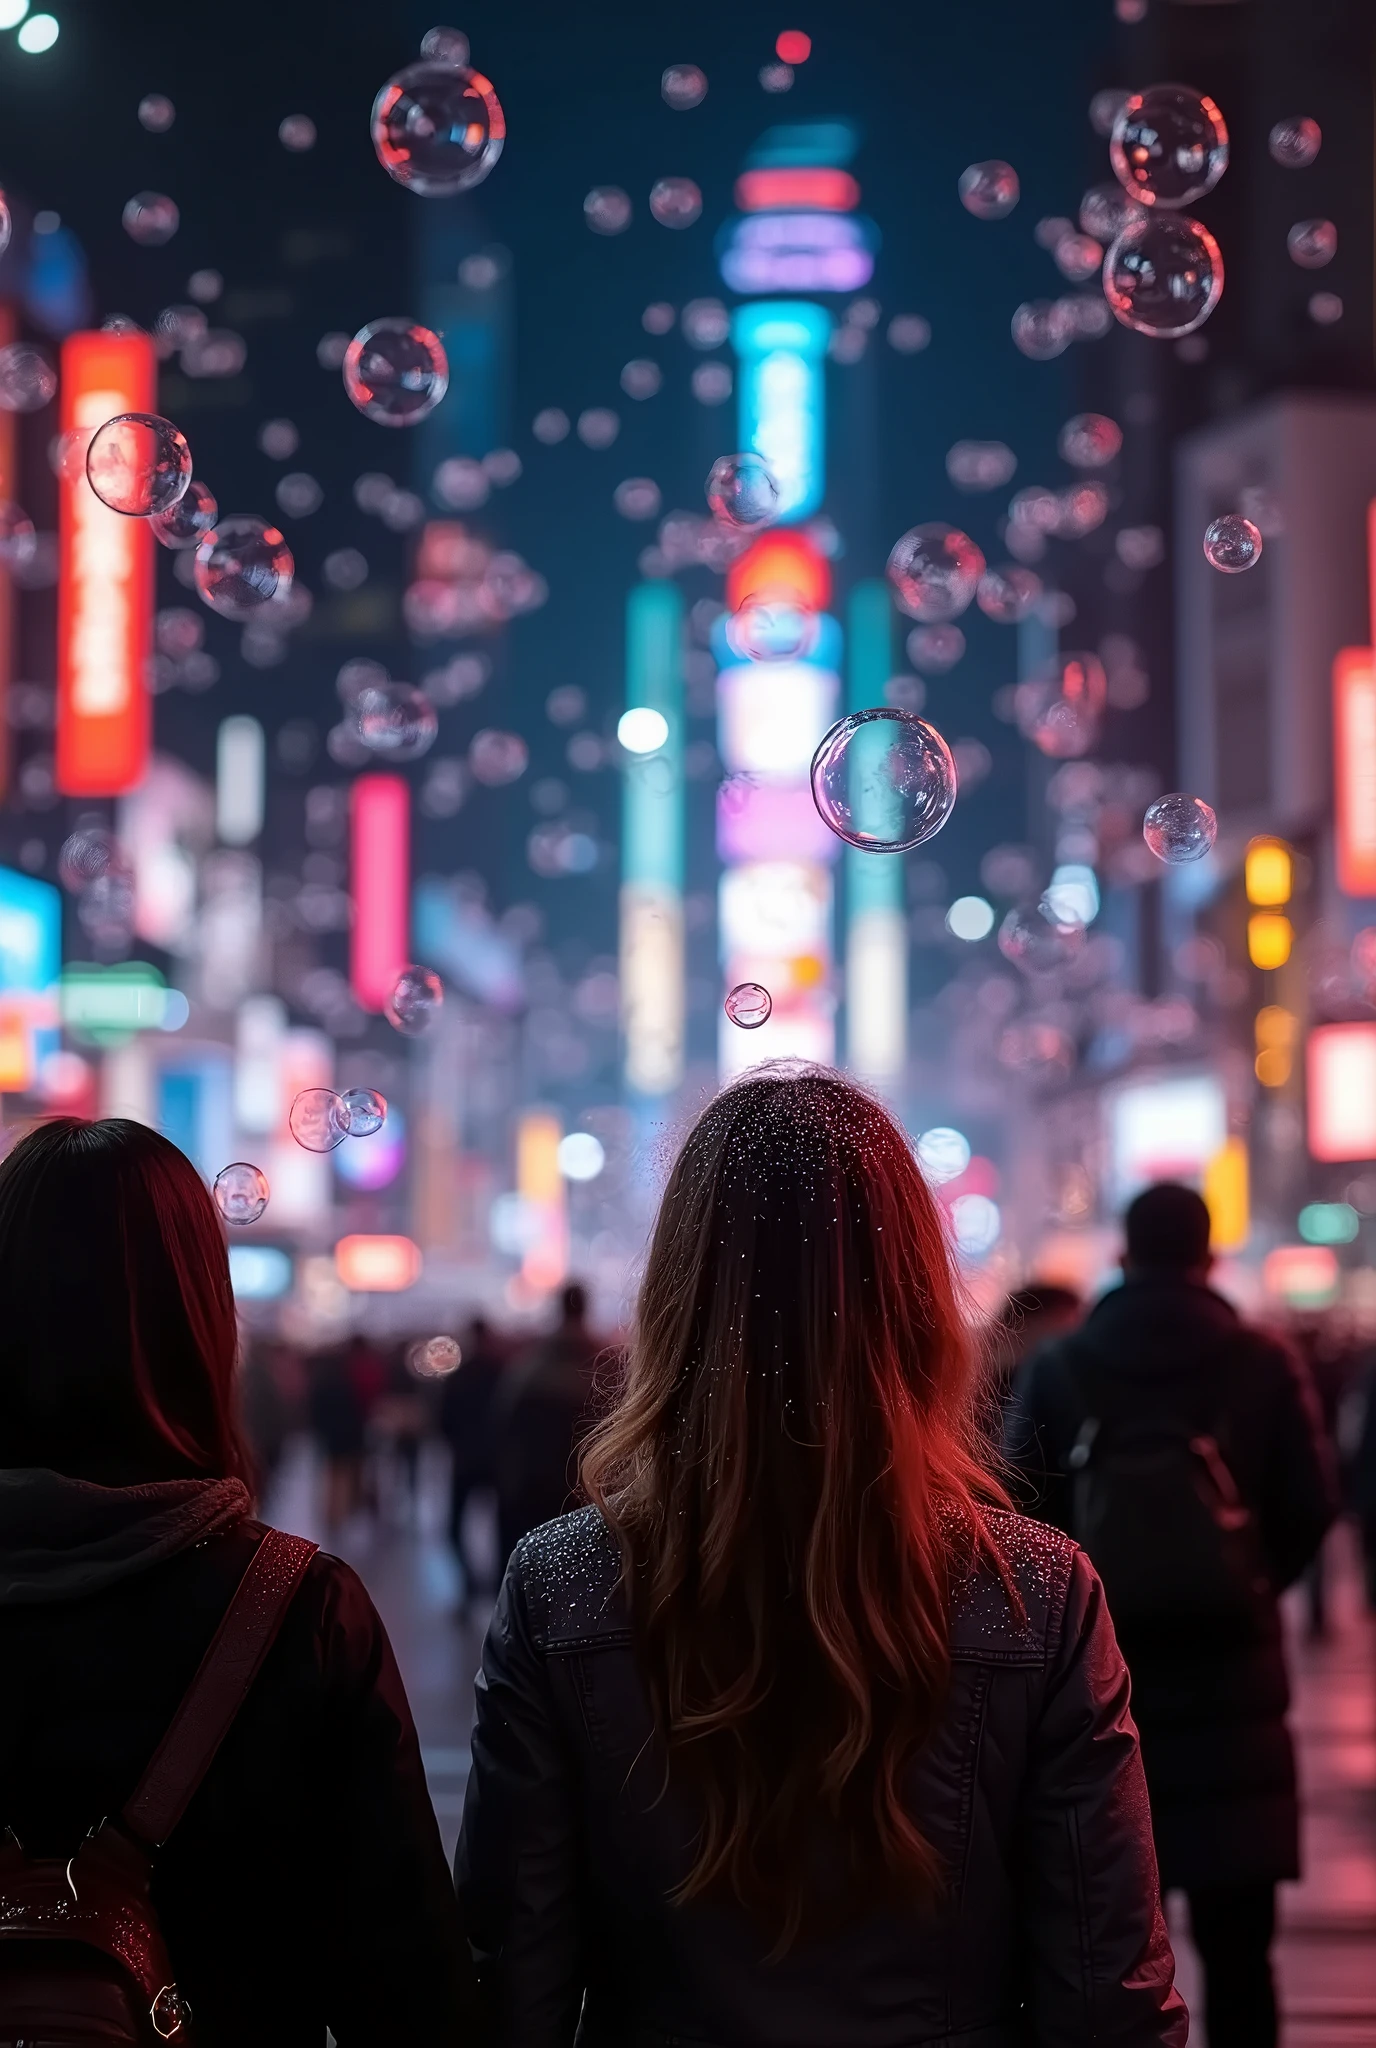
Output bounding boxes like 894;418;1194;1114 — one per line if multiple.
350;773;410;1011
517;1107;567;1290
1334;646;1376;896
56;330;155;797
731;300;832;523
844;579;907;1083
216;715;265;845
0;303;18;804
620;581;685;1097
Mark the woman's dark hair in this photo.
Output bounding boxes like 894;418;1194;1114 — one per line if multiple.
0;1117;250;1484
580;1067;1009;1948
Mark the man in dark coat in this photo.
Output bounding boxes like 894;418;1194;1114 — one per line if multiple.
438;1315;506;1608
489;1281;601;1569
1005;1181;1336;2048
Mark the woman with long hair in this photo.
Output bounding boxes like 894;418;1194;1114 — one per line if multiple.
0;1117;475;2042
457;1067;1184;2045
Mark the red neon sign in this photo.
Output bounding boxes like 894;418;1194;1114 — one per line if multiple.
350;773;410;1011
727;529;831;615
735;167;859;214
56;331;155;796
1334;646;1376;896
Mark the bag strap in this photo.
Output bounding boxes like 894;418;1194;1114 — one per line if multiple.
121;1527;318;1849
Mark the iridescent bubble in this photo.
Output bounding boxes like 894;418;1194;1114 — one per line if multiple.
691;363;731;405
945;440;1017;492
355;682;439;759
1103;213;1222;337
180;330;246;379
149;478;216;550
576;407;619;449
614;477;661;521
0;502;36;569
469;729;528;785
584;186;632;234
620;359;662;400
276;472;322;518
1053;232;1104;284
725;599;818;663
958;160;1019;220
188;268;222;303
386;965;444;1034
1011;299;1074;360
810;708;958;853
371;58;505;195
1287;218;1336;269
706;452;779;530
1143;791;1217;863
409;1335;463;1378
724;982;772;1029
137;93;175;132
977;564;1042;623
279;114;316;151
1060;291;1114;342
58;826;120;892
213;1162;269;1226
1269;116;1321;169
1110;84;1229;208
1052;482;1110;537
343;319;448;426
662;63;707;109
682;298;729;348
998;901;1086;975
341;1086;387;1136
906;625;965;674
194;516;294;619
122;192;179;245
1309;291;1343;326
1090;88;1130;137
0;344;56;414
1058;411;1122;467
258;418;298;459
887;523;985;622
1080;181;1144;243
1203;513;1262;573
420;25;469;63
649;177;702;227
85;413;191;518
289;1087;349;1153
0;195;11;261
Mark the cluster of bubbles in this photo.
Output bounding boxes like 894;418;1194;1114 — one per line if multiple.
810;709;958;854
1142;792;1218;864
288;1085;389;1153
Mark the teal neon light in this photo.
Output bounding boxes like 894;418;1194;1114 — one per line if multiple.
731;300;832;522
845;580;903;917
623;581;684;894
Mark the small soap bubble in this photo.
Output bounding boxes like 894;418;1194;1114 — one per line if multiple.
620;359;662;399
371;58;504;195
279;114;316;151
1104;213;1222;337
907;624;966;674
998;901;1085;975
187;269;222;303
122;192;179;245
0;502;36;569
138;93;175;132
1080;181;1143;244
725;599;818;663
1143;791;1217;863
649;177;701;228
662;63;707;109
1058;411;1122;468
945;440;1016;492
706;452;779;530
0;344;56;414
276;472;322;518
760;62;794;93
682;297;729;349
58;826;120;892
1110;84;1228;208
691;362;732;405
469;729;528;784
887;523;985;622
258;417;299;459
343;319;448;426
341;1086;387;1136
1089;88;1130;138
724;982;772;1029
1011;299;1074;360
194;515;293;619
421;25;470;64
614;477;661;520
1053;232;1103;284
85;413;191;518
1269;116;1321;169
959;160;1019;220
150;477;217;550
386;965;444;1035
1287;218;1336;269
356;682;439;759
584;186;632;234
577;407;619;449
1309;291;1343;326
888;314;931;354
977;564;1042;623
289;1088;350;1153
1203;513;1262;573
409;1335;462;1378
213;1162;269;1226
810;708;958;853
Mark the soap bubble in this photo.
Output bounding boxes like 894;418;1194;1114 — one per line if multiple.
138;93;175;132
584;186;632;234
409;1335;462;1378
1011;299;1073;360
1287;218;1336;269
1309;291;1343;326
0;502;36;569
0;344;56;413
1090;88;1130;137
1143;791;1217;863
620;360;662;400
706;452;779;529
724;981;772;1029
662;63;707;109
341;1086;387;1136
279;114;316;152
1203;513;1262;573
214;1163;269;1226
343;319;448;426
725;599;818;663
614;478;661;521
888;314;931;354
907;624;965;673
1053;232;1104;283
649;177;701;227
887;523;985;622
1269;116;1321;169
691;363;732;405
58;826;121;892
149;478;217;549
1110;84;1229;208
420;25;469;63
945;440;1017;492
85;413;191;518
289;1088;349;1153
682;298;729;348
469;729;528;784
1058;412;1122;467
1103;213;1222;337
810;708;958;853
371;58;504;195
194;516;293;619
122;192;179;245
959;160;1019;220
355;682;439;758
1080;182;1144;244
576;407;619;448
387;965;444;1034
977;564;1042;623
998;901;1085;975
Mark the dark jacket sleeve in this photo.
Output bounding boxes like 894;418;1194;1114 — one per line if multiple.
1254;1338;1339;1590
1018;1548;1188;2045
309;1558;480;2043
454;1545;585;2048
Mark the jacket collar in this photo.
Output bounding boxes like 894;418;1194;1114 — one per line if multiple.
0;1468;250;1606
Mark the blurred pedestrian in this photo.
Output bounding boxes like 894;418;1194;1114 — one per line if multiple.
982;1281;1082;1426
457;1071;1184;2044
238;1334;292;1497
438;1315;505;1609
307;1341;369;1532
490;1281;601;1570
1006;1181;1337;2048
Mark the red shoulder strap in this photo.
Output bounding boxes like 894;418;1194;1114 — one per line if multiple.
121;1527;318;1849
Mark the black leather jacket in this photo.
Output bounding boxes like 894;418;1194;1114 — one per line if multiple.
456;1505;1186;2047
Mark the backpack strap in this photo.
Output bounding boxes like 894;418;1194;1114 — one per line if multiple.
121;1527;318;1849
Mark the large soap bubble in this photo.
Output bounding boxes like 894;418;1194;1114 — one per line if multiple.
289;1088;350;1153
85;413;191;518
887;523;985;622
706;453;779;530
810;708;957;853
725;599;817;663
1103;213;1222;337
371;58;505;195
194;516;294;619
343;319;448;426
213;1162;270;1225
1143;792;1217;863
1110;84;1229;208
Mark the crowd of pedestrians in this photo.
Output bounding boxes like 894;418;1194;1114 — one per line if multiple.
0;1088;1371;2043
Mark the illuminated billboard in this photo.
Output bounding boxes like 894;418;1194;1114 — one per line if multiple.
350;773;410;1012
1106;1071;1227;1206
1334;648;1376;897
0;866;60;1092
1308;1022;1376;1162
731;302;831;522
